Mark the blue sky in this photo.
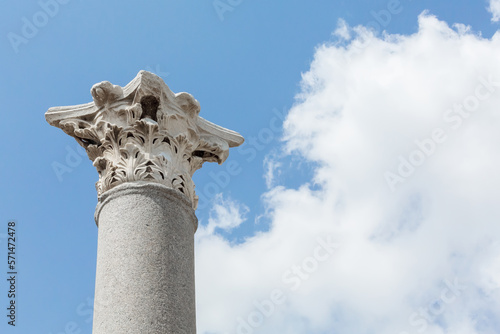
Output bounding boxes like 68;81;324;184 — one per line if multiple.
2;1;500;333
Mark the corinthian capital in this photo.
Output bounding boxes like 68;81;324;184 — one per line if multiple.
46;71;244;209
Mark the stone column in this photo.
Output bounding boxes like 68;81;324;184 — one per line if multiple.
45;71;244;334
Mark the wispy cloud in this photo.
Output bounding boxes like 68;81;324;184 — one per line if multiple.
196;194;249;239
263;154;282;189
489;0;500;22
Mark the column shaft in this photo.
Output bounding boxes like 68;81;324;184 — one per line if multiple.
92;182;198;334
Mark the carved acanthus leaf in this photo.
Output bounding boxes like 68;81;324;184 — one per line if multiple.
45;71;244;209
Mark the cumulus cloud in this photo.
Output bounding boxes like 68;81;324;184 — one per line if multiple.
196;13;500;334
489;0;500;22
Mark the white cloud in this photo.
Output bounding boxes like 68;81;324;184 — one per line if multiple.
196;194;249;239
263;154;282;189
196;13;500;334
489;0;500;22
333;18;351;40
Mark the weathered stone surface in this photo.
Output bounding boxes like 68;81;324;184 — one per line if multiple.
45;72;244;334
93;182;197;334
45;71;244;209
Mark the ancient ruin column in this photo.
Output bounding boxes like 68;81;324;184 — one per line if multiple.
45;71;244;334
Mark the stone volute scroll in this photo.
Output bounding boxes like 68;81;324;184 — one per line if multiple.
45;71;244;210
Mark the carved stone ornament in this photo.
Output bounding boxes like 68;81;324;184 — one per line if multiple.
46;71;244;209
